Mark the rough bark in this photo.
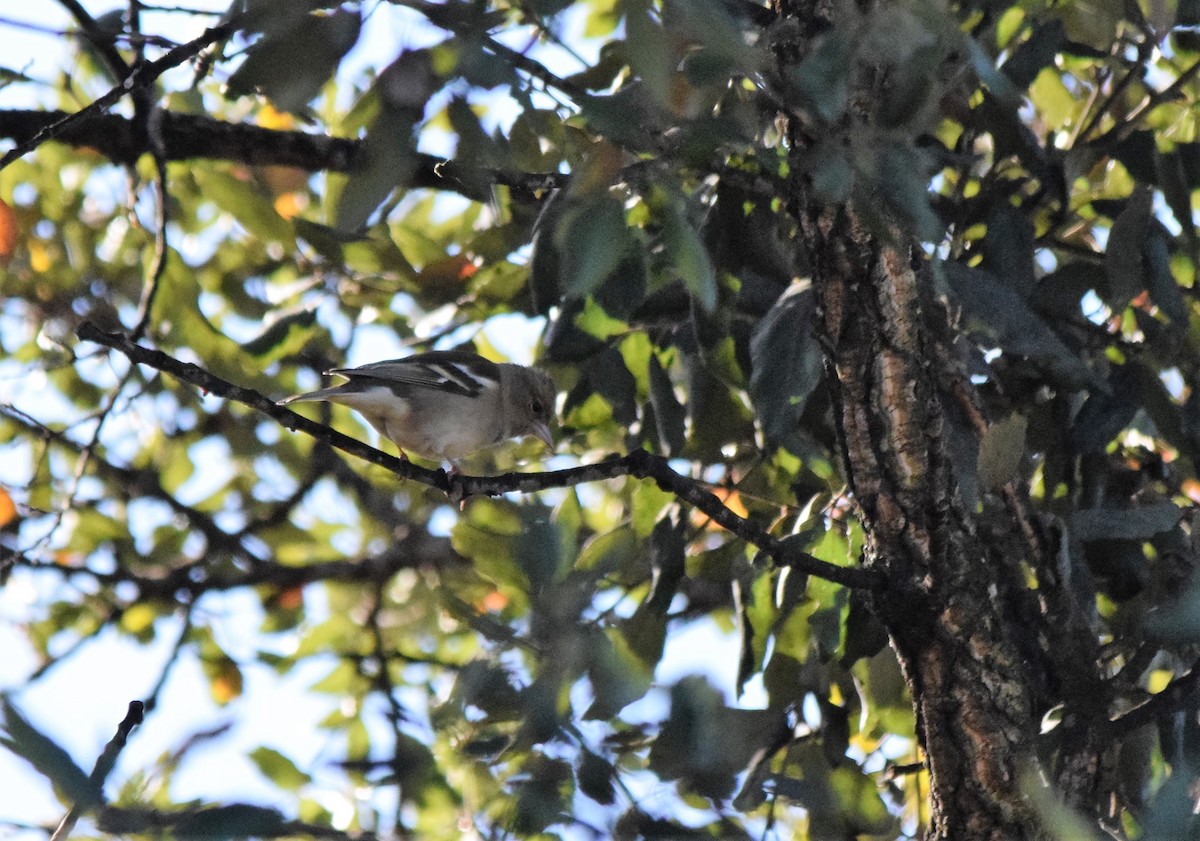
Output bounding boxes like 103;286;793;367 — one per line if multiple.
805;204;1043;839
771;1;1060;837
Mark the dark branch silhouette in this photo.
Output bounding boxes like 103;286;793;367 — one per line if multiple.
0;108;567;201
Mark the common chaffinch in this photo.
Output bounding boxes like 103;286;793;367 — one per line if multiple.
279;350;556;465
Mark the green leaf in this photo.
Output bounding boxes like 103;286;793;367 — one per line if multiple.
648;677;787;800
225;8;361;113
249;746;311;791
581;346;639;427
977;413;1027;492
332;105;416;231
787;30;852;122
749;281;822;449
332;51;435;230
240;305;318;361
1105;187;1154;309
807;143;855;203
874;143;942;241
981;205;1036;298
940;261;1100;391
1000;20;1066;90
585;628;652;718
624;0;673;106
647;352;686;455
555;194;632;299
575;526;638;573
1068;363;1142;453
576;750;617;805
1145;220;1187;323
194;169;293;245
663;199;717;312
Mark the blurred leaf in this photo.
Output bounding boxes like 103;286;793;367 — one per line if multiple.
249;746;311;791
1069;503;1181;541
977;413;1027;492
241;305;318;360
648;676;786;800
874;143;942;241
749;281;821;449
333;106;416;231
195;169;293;245
585;628;652;718
1105;187;1153;309
786;30;852;121
225;8;361;113
981;205;1036;298
1145;220;1187;324
512;755;571;834
0;198;17;264
576;750;616;805
1068;364;1142;454
0;486;15;528
647;352;686;454
1000;20;1066;90
555;194;632;299
940;261;1099;390
0;697;102;808
624;0;673;106
333;51;436;230
201;655;244;706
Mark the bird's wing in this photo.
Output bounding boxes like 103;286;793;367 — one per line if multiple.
330;351;501;398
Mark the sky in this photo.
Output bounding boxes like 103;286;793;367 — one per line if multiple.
0;3;760;837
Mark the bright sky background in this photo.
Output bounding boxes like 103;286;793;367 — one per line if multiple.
0;3;760;837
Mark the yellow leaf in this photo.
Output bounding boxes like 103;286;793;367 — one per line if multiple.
29;241;50;273
121;603;158;635
210;658;244;705
258;103;296;131
1147;669;1173;694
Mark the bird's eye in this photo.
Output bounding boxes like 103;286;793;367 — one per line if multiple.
531;399;544;416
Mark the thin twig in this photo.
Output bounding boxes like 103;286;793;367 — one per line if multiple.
130;119;170;340
0;23;230;171
56;0;131;81
49;700;145;841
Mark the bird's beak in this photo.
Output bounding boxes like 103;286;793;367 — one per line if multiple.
529;420;554;452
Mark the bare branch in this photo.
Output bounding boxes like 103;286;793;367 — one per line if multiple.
50;700;145;841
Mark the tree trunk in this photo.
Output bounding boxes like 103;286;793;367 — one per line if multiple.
771;3;1060;836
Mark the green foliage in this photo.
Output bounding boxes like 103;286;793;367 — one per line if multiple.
4;0;1200;836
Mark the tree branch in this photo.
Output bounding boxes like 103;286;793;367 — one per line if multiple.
0;108;567;200
75;322;881;590
50;700;145;841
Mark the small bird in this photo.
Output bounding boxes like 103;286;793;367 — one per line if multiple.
278;350;556;465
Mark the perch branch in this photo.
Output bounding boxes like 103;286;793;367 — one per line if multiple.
76;322;880;590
